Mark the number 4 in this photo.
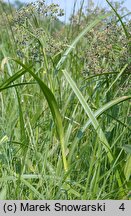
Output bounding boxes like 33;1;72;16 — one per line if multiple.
119;203;125;211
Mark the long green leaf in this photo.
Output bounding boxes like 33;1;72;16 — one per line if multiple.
63;69;113;159
63;69;123;189
68;96;131;164
17;60;68;171
21;178;44;199
82;95;131;132
0;66;33;90
105;64;128;94
0;59;68;172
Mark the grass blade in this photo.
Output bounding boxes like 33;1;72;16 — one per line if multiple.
63;69;113;160
82;95;131;131
0;66;33;90
63;69;124;190
0;58;68;172
68;96;131;166
105;64;128;95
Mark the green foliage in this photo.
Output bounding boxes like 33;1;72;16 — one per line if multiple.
0;0;130;199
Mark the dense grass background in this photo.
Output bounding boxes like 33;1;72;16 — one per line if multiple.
0;0;131;199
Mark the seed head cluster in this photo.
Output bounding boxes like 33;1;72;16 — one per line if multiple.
11;0;66;62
